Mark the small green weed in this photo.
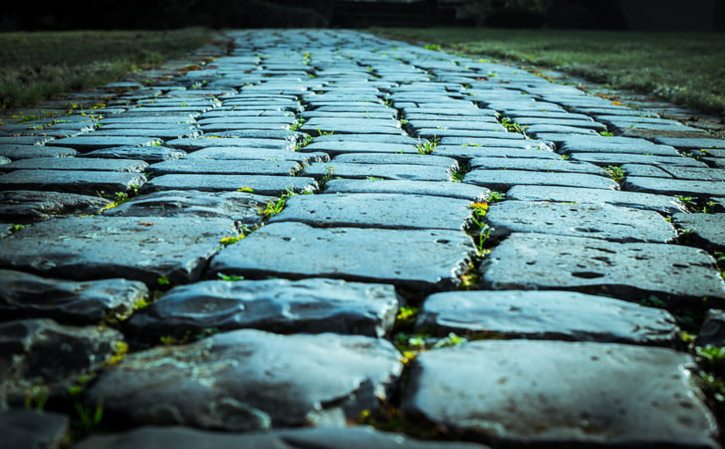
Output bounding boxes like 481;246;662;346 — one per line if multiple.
415;138;438;155
289;118;305;131
219;234;245;246
396;305;419;328
74;401;104;435
605;165;625;183
23;385;49;411
488;191;505;203
500;117;525;133
294;134;314;151
599;131;615;137
156;275;171;287
260;189;295;219
217;273;244;281
9;223;26;233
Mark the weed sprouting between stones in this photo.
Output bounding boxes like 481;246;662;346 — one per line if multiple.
318;166;336;188
293;135;313;151
449;160;470;183
219;225;253;247
605;165;626;183
599;130;615;137
500;116;525;133
217;273;244;282
8;223;26;234
676;195;720;214
289;118;305;131
260;189;297;219
415;138;439;155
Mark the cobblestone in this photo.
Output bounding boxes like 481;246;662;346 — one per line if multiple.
0;29;722;448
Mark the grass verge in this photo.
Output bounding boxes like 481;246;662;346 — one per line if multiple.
0;28;214;110
372;27;725;115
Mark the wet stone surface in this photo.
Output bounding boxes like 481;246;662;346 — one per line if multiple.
81;145;187;162
86;329;402;430
270;193;472;230
73;426;489;449
324;179;489;201
127;278;399;340
402;340;718;448
0;318;123;403
0;269;148;324
209;222;476;291
465;169;617;191
673;213;725;250
416;290;679;345
102;190;271;226
0;29;722;448
0;170;147;194
481;233;725;302
0;216;236;285
146;174;316;195
485;200;677;242
506;185;686;214
0;190;111;222
0;408;69;449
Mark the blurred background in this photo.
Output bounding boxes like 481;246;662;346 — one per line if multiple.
2;0;724;31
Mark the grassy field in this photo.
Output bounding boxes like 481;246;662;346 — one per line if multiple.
373;28;725;116
0;29;214;111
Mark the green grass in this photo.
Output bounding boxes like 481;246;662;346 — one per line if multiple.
372;28;725;115
0;29;214;111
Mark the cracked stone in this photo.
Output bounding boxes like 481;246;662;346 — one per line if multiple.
127;278;398;340
0;170;146;195
47;136;160;152
673;213;725;250
324;179;489;201
72;426;489;449
103;190;271;226
0;157;148;172
86;329;402;430
505;185;686;214
0;318;123;403
81;146;187;162
481;233;725;302
486;201;676;242
402;340;718;448
271;193;472;230
146;174;316;195
0;408;69;449
416;290;678;345
465;170;616;190
0;217;236;285
0;190;111;222
0;269;147;324
209;222;475;291
305;163;451;181
625;177;725;197
148;159;301;176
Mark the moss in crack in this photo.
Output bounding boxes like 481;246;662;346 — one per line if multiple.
259;189;297;219
415;137;439;155
500;116;525;133
605;165;625;184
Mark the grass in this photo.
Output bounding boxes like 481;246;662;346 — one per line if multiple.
0;28;214;111
372;27;725;115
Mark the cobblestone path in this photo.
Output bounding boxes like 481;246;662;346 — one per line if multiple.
1;30;725;449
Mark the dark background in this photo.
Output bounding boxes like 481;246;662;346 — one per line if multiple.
2;0;723;31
